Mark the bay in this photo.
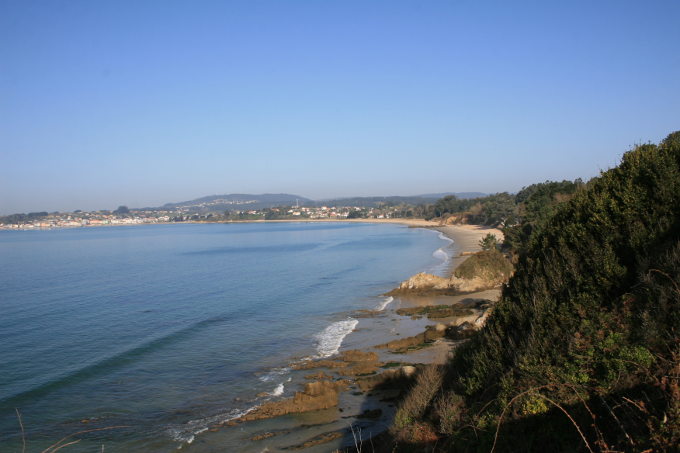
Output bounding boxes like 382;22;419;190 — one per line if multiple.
0;222;450;451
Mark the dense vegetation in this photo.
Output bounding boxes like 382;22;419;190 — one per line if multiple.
387;132;680;452
428;180;584;255
0;211;49;224
429;192;517;226
503;179;584;255
306;196;441;208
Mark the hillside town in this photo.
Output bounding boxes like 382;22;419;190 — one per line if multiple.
0;204;415;230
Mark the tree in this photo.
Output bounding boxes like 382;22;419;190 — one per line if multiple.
479;233;498;251
114;205;130;214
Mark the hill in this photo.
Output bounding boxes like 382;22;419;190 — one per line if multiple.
152;193;312;213
417;192;487;199
309;194;486;208
384;131;680;452
307;196;440;208
148;193;487;212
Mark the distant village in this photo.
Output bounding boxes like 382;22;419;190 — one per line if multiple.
0;204;416;230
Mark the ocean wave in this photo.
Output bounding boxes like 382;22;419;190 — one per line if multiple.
314;318;358;358
168;405;258;447
431;246;451;275
270;383;284;396
375;296;394;311
170;379;288;446
427;231;455;276
438;231;454;244
432;248;449;262
433;232;454;263
258;366;290;382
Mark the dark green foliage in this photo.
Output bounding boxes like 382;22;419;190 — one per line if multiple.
503;179;584;254
263;209;280;220
309;196;439;208
432;195;470;216
388;131;680;452
469;192;516;226
430;180;582;231
431;193;516;226
662;130;680;149
479;233;498;251
0;212;49;224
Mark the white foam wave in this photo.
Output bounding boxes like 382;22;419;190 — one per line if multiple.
168;405;258;447
428;231;455;276
314;318;358;358
270;383;284;396
433;248;449;262
258;366;290;382
438;231;454;244
375;296;394;311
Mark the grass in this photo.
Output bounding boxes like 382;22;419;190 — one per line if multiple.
453;249;513;281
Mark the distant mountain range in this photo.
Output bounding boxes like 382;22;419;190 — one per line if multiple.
142;192;489;213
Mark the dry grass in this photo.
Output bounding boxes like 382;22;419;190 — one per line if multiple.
392;365;444;432
433;391;465;435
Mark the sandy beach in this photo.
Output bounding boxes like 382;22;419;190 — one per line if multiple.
195;220;505;452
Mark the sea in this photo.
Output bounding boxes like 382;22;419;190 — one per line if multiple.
0;222;453;451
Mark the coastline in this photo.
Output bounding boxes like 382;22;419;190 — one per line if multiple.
0;216;504;236
190;221;505;452
1;220;503;451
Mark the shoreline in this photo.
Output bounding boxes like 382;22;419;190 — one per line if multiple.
192;222;504;451
0;217;504;237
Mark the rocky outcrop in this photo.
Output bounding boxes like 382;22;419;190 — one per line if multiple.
291;359;346;370
292;349;382;376
374;326;447;353
387;271;498;295
336;350;382;376
389;272;452;294
340;349;378;362
284;430;344;450
233;380;350;423
304;371;333;380
388;250;513;295
355;366;417;392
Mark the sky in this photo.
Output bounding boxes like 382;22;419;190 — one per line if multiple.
1;0;679;214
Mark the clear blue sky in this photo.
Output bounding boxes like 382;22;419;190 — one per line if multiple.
2;0;679;214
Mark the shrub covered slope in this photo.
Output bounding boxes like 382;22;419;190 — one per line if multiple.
389;132;680;452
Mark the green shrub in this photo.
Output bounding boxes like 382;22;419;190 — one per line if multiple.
393;131;680;451
453;249;513;281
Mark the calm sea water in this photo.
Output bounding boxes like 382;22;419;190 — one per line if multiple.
0;222;450;451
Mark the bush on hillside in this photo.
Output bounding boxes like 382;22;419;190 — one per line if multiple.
453;249;513;282
389;131;680;452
